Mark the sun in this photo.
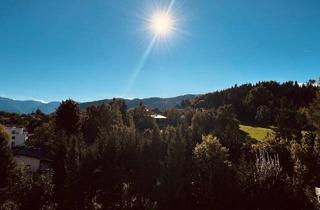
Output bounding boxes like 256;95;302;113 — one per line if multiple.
150;12;174;37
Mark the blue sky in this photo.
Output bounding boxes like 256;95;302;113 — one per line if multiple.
0;0;319;102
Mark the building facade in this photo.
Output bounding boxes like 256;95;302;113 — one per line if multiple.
14;155;41;172
12;146;44;172
5;127;28;147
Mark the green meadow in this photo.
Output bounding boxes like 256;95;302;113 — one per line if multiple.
240;124;276;142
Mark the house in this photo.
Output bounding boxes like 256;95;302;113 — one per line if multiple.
150;114;167;119
5;126;28;148
151;114;167;128
12;146;45;172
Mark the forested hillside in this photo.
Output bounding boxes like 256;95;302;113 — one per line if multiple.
193;81;318;129
79;94;196;110
0;81;319;210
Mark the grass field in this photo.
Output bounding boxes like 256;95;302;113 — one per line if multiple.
240;124;276;142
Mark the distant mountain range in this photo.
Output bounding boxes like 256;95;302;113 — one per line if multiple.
0;97;60;114
79;94;197;110
0;94;197;114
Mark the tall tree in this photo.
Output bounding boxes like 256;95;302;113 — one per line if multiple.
255;105;272;126
308;92;320;136
159;126;192;209
55;99;81;135
193;135;236;210
0;125;15;194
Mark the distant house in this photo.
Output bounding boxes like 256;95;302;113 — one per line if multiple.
150;114;167;119
151;114;167;128
12;146;45;172
5;126;28;148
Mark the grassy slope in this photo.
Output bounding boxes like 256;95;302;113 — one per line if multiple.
240;124;275;142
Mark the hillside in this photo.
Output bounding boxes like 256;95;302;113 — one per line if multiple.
192;81;318;125
79;94;197;110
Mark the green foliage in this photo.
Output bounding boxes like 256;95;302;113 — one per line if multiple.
28;122;55;152
163;109;181;126
193;81;317;125
131;104;156;132
308;92;320;137
194;135;230;171
1;168;56;210
191;105;241;148
158;126;190;209
276;102;307;140
0;125;15;190
245;86;273;105
193;135;237;210
255;105;272;126
1;88;320;210
82;101;124;145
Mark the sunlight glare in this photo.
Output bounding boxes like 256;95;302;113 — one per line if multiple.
150;12;173;37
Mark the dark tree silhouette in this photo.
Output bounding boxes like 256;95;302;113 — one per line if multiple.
55;99;81;135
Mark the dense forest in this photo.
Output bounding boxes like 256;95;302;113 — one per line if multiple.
0;80;320;210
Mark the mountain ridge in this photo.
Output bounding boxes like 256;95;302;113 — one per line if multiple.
0;94;197;114
79;94;197;110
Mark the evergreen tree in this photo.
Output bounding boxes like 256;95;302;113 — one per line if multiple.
193;135;236;210
308;92;320;136
56;99;81;136
255;105;272;126
0;125;15;202
159;126;192;209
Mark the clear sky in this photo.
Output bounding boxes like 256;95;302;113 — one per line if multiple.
0;0;319;102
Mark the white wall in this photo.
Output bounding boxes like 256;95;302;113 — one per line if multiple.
14;156;40;172
6;127;28;147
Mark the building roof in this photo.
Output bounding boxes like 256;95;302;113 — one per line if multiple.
5;125;24;129
12;146;44;159
151;114;167;119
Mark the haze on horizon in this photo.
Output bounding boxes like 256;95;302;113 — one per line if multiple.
0;0;319;102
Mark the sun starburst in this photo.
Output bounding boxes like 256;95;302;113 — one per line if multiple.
123;0;186;97
150;12;174;37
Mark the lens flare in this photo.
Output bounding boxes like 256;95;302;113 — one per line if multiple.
123;0;186;97
150;12;173;36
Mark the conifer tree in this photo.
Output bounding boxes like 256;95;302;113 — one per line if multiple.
56;99;81;135
0;125;15;201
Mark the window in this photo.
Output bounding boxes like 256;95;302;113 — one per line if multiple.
26;165;31;170
12;136;15;140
